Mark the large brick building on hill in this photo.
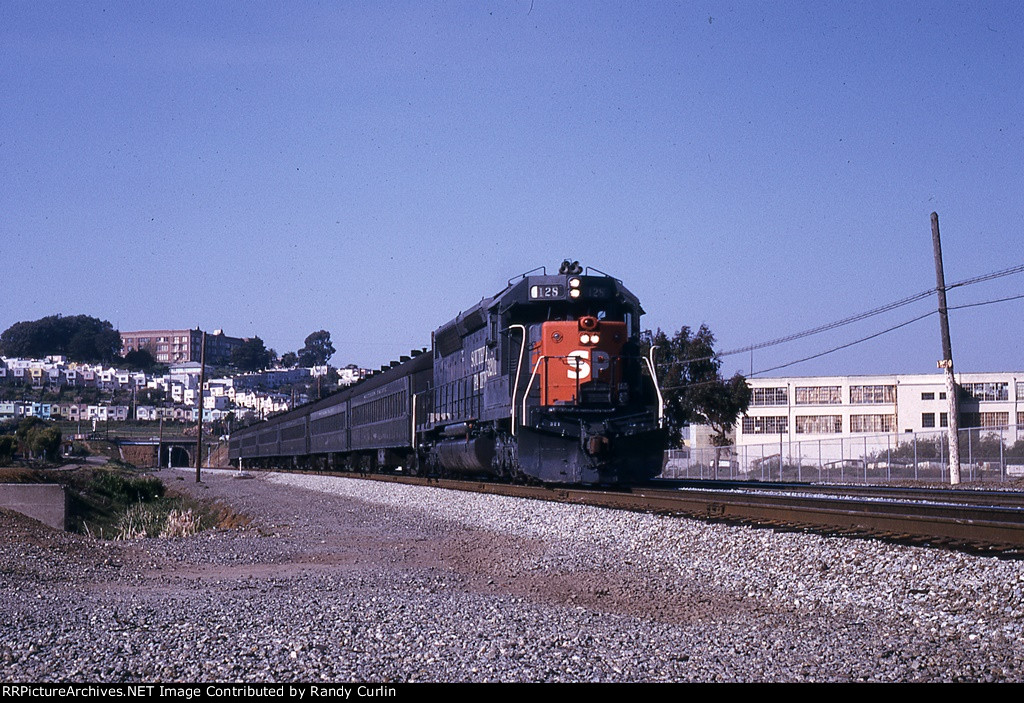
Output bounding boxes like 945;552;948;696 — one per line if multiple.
120;328;246;365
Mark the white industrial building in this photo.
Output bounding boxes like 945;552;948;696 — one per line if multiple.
669;372;1024;482
741;372;1023;438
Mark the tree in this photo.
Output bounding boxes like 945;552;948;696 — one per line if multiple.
14;417;61;462
0;435;16;466
0;314;121;362
28;426;62;461
122;348;157;371
298;330;335;367
138;387;165;405
640;324;751;449
230;337;273;372
279;351;298;368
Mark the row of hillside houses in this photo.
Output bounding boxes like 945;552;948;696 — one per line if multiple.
0;356;367;426
0;399;262;425
0;358;298;410
1;402;130;422
0;357;148;391
1;358;365;397
1;357;212;394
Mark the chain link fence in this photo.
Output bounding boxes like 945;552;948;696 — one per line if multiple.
662;424;1024;483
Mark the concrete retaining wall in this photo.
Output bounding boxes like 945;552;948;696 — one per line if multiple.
0;484;67;530
120;444;157;467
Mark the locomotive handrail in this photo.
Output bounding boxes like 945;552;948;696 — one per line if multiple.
521;354;550;426
509;324;527;436
520;353;599;424
507;266;546;286
411;390;423;449
521;351;662;428
645;345;665;426
583;265;622;283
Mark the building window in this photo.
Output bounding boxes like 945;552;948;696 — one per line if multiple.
961;382;1008;402
742;416;788;434
750;387;788;406
850;385;896;404
940;413;948;427
922;412;935;428
960;412;1009;429
794;386;842;405
850;414;896;433
795;415;842;434
921;392;934;400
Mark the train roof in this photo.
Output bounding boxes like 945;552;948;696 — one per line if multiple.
230;349;431;440
431;262;643;341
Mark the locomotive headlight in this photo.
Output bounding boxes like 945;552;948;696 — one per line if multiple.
569;288;581;298
580;334;591;344
569;277;581;288
590;334;600;344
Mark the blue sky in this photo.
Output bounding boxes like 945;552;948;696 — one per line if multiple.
2;2;1021;377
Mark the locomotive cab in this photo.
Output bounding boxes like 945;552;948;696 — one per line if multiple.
501;263;665;483
417;260;665;485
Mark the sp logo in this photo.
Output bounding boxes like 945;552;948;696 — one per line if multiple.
566;350;590;379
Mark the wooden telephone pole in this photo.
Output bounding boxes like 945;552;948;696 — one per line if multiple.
931;213;961;485
195;331;207;483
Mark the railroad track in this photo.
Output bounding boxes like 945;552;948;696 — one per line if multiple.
651;478;1024;507
249;470;1024;555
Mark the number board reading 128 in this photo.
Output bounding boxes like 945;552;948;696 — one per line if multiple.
530;284;565;300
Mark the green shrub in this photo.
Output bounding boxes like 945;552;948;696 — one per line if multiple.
0;435;16;466
114;503;201;539
91;471;165;503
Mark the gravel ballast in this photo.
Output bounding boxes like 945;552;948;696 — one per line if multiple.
2;468;1023;682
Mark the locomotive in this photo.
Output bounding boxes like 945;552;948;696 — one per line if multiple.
228;261;666;484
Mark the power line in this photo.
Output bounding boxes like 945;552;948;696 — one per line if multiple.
652;263;1024;381
719;288;934;357
747;311;936;377
742;289;1024;377
717;261;1024;359
660;288;1021;379
947;263;1024;290
948;292;1024;311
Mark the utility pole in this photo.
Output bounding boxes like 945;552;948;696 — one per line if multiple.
195;331;207;483
931;212;961;485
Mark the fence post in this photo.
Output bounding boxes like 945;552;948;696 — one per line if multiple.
968;431;973;481
779;431;784;481
1000;425;1005;483
940;435;946;482
840;436;845;483
913;433;918;481
887;433;892;483
864;436;868;484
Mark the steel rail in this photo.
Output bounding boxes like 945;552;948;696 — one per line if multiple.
266;471;1024;553
650;479;1024;508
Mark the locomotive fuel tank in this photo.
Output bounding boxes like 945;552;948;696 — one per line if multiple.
436;436;498;475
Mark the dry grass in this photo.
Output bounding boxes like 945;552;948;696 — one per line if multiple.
203;500;252;529
159;508;201;538
0;467;37;483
